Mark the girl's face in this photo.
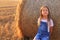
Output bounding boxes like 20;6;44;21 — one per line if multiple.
41;7;48;17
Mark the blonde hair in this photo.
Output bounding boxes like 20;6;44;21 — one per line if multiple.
38;6;51;26
40;6;51;21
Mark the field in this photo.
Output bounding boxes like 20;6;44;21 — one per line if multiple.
0;0;23;40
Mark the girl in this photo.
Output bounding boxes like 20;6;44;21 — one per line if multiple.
33;6;54;40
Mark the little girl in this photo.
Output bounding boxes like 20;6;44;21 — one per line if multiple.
33;6;54;40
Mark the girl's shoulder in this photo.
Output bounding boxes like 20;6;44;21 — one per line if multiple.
50;19;53;23
49;19;54;27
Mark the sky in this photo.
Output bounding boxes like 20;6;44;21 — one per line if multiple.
0;0;18;1
0;0;18;7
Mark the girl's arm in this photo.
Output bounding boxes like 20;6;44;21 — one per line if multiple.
50;27;53;34
50;19;54;35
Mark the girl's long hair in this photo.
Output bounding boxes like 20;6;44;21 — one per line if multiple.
39;6;51;25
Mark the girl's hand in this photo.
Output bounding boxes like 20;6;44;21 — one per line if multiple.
50;27;53;35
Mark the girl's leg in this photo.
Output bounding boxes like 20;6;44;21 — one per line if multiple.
41;36;49;40
33;33;41;40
